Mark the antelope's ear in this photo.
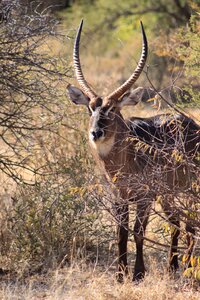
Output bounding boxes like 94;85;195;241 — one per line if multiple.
117;87;144;108
67;84;89;106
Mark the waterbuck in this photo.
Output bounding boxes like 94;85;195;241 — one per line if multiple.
67;20;200;281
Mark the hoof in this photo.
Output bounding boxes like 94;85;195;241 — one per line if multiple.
168;263;179;273
116;272;124;283
133;271;145;282
116;268;130;283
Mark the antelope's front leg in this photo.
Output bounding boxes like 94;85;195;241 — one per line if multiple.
115;203;129;282
133;201;151;281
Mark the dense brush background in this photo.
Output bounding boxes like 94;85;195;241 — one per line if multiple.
0;0;199;299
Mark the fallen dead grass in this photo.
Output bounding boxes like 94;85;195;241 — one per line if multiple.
0;261;199;300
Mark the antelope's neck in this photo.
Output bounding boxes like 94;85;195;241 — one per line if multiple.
89;129;131;177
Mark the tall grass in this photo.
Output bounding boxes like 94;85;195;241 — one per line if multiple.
0;262;199;300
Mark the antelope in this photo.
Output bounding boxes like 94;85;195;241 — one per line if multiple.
67;20;200;281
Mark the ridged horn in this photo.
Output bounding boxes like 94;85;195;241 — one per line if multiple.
107;21;148;100
73;19;98;99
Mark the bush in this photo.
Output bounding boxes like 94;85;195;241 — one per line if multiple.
0;139;114;274
0;0;69;182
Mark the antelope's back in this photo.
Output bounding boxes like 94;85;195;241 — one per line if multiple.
128;113;200;160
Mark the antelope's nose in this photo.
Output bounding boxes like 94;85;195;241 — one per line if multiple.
91;129;104;141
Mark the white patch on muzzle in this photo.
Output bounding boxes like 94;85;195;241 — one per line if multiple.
89;135;115;157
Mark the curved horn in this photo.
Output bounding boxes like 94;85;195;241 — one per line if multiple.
73;19;97;99
107;21;148;100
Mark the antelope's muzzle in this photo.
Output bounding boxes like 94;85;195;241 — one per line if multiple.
90;129;104;141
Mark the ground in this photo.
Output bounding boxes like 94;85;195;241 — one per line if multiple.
0;262;200;300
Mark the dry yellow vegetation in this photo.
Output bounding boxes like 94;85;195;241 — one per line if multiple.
0;262;200;300
0;2;199;298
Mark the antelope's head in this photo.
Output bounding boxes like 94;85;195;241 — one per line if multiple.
67;20;148;148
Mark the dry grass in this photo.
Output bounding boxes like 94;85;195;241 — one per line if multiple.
0;262;199;300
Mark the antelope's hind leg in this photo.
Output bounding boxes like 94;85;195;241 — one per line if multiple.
162;197;180;272
184;221;195;268
168;216;180;272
